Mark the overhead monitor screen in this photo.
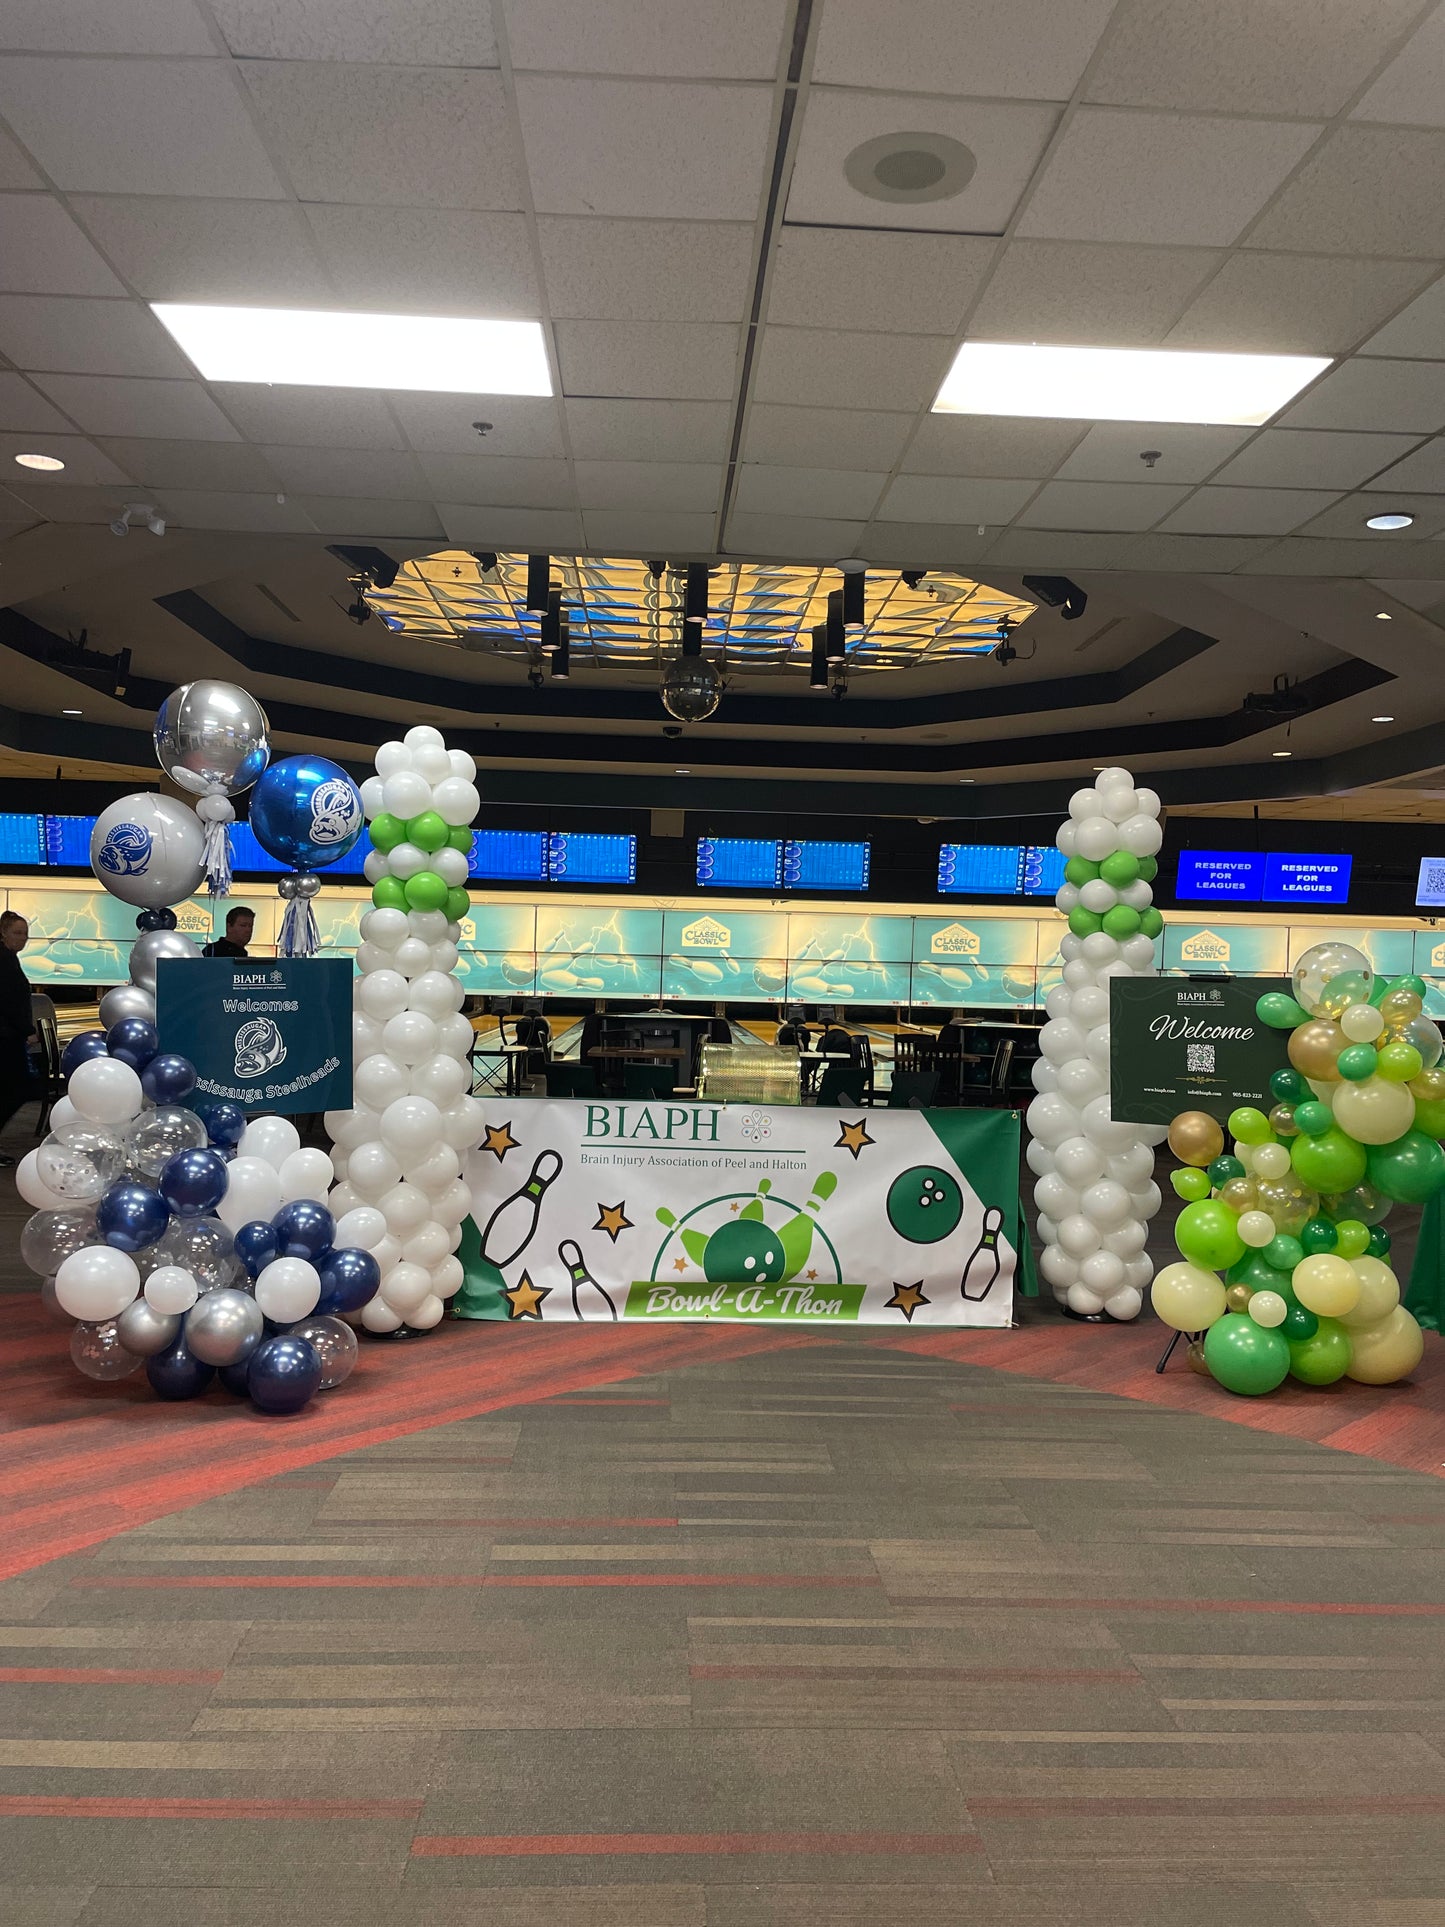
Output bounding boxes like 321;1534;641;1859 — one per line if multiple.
0;814;43;865
781;839;870;891
547;832;636;885
696;837;783;889
938;843;1065;896
1175;850;1266;901
1262;851;1351;905
470;830;548;882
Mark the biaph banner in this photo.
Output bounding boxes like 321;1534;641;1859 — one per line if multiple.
155;955;353;1113
457;1099;1020;1327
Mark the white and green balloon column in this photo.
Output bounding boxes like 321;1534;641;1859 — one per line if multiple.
1027;767;1168;1321
325;726;482;1334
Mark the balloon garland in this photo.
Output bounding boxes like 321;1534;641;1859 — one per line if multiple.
1152;942;1432;1393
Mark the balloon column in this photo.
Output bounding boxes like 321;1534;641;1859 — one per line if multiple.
324;726;481;1335
153;679;270;896
1151;942;1431;1394
248;754;366;957
1028;767;1169;1321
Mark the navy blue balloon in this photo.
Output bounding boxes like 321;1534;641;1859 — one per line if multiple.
272;1197;334;1261
146;1335;216;1401
247;1334;321;1414
61;1030;109;1078
158;1146;228;1217
136;908;177;932
316;1245;381;1316
141;1052;197;1104
96;1180;169;1252
105;1016;159;1070
217;1358;252;1396
233;1219;280;1279
248;753;364;871
197;1099;246;1148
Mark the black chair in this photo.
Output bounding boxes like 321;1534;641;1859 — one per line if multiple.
815;1061;865;1107
961;1036;1016;1108
776;1021;811;1052
887;1069;939;1110
623;1062;676;1101
892;1033;937;1077
514;1012;552;1079
934;1024;964;1103
29;993;63;1137
546;1061;599;1099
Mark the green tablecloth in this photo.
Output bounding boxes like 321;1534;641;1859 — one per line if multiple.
1406;1191;1445;1332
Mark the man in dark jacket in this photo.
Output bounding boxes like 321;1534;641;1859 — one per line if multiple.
0;911;35;1165
203;906;254;958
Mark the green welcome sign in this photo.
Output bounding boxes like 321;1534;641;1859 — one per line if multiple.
1109;975;1292;1126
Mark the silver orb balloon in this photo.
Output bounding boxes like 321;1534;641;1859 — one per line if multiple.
130;928;202;994
295;873;321;899
71;1319;145;1381
151;1215;237;1292
184;1287;263;1367
91;793;207;910
21;1206;96;1278
126;1106;207;1183
115;1294;182;1357
99;982;157;1029
154;680;270;799
277;874;300;900
288;1314;358;1389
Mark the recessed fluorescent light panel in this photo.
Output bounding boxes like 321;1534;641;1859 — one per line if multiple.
150;304;553;396
932;342;1331;426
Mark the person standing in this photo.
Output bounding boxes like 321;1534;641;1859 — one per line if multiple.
0;911;35;1166
203;905;254;958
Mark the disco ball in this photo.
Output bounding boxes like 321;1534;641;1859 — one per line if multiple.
660;659;722;722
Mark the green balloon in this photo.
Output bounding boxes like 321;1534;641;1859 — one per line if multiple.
1270;1068;1308;1103
1138;855;1158;881
406;810;450;854
1257;991;1310;1030
402;869;448;913
447;827;474;854
1366;1225;1392;1257
1378;1040;1423;1083
1171;1166;1211;1201
368;812;406;854
1333;1218;1370;1259
1400;975;1429;1000
1207;1154;1246;1187
1204;1313;1290;1395
1063;855;1099;886
371;875;407;911
1337;1043;1378;1081
1264;1233;1303;1272
1412;1095;1445;1139
1292;1100;1333;1137
1228;1106;1272;1145
1365;1129;1445;1204
1291;1127;1367;1194
1299;1215;1338;1255
1176;1199;1246;1271
1280;1301;1319;1343
1101;904;1141;938
1099;851;1140;887
1068;906;1104;938
1287;1316;1352;1386
1227;1250;1280;1292
444;886;471;922
1321;1182;1389;1225
1140;906;1163;939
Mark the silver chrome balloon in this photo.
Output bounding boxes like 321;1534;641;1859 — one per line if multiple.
184;1287;264;1367
129;928;202;993
153;680;270;798
288;1314;358;1389
99;982;157;1028
277;873;300;900
115;1294;181;1356
295;873;321;898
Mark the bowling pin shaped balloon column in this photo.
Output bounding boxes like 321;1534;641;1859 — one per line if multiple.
323;726;483;1335
1027;767;1169;1321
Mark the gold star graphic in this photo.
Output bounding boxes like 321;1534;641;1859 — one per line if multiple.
482;1121;520;1162
886;1280;930;1322
805;1268;818;1281
835;1118;875;1160
672;1256;688;1273
505;1270;550;1319
730;1200;740;1212
594;1201;633;1243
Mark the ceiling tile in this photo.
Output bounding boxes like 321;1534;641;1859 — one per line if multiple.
767;227;994;336
861;521;991;568
967;240;1219;346
1212;428;1425;489
0;296;190;377
391;394;565;457
555;320;740;401
4;481;145;523
1054;423;1251;484
211;0;498;64
1158;485;1342;536
580;508;717;553
1357;274;1445;358
0;372;76;434
30;375;240;440
437;502;583;546
723;511;866;559
1015;479;1192;530
517;78;774;220
1168;254;1438;355
209;384;405;450
537;218;754;322
732;465;888;519
1361;437;1445;493
416;454;576;507
573;460;722;512
1246;127;1445;258
752;329;953;413
1279;358;1445;432
904;414;1086;478
741;404;912;470
151;488;318;533
564;397;732;462
67;196;331;304
0;57;288;198
876;474;1038;523
295;497;447;541
505;0;788;78
94;437;282;491
1017;109;1319;246
1352;6;1445;126
258;445;428;500
0;1;215;54
1236;535;1440;575
812;0;1115;99
1116;531;1280;571
0;431;131;487
0;128;44;192
984;529;1127;568
788;89;1059;234
0;196;126;297
240;63;522;209
1296;493;1445;541
304;207;539;316
1086;0;1424;116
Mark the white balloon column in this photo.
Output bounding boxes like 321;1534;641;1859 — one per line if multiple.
1027;766;1169;1321
325;726;482;1335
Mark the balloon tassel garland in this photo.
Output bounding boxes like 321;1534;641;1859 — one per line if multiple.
197;796;235;898
276;873;321;959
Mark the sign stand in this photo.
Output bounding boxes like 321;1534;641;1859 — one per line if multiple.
1155;1327;1201;1373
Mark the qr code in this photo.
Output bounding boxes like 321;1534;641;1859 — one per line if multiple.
1187;1042;1215;1073
1423;860;1445;902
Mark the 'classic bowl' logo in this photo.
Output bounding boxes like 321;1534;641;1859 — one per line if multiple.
681;915;731;948
1180;930;1231;963
234;1017;287;1079
930;922;981;956
97;822;153;877
1432;940;1445;970
309;778;360;845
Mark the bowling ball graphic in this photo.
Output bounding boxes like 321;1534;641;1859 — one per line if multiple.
1001;967;1033;1001
886;1165;965;1245
501;951;536;985
701;1218;785;1286
753;957;786;993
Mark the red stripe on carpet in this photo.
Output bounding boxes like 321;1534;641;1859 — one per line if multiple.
0;1796;422;1819
0;1666;222;1685
539;1397;669;1406
969;1796;1445;1818
886;1594;1445;1616
688;1663;1141;1683
410;1830;985;1858
71;1572;881;1591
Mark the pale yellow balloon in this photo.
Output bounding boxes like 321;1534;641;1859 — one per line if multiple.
1339;1256;1401;1331
1293;1252;1363;1319
1219;1176;1258;1213
1289;1018;1345;1083
1151;1261;1227;1333
1341;1002;1385;1043
1411;1065;1445;1103
1237;1209;1275;1248
1380;987;1423;1027
1344;1305;1425;1384
1331;1075;1417;1147
1251;1142;1291;1180
1248;1290;1288;1329
1254;1174;1318;1235
1225;1282;1254;1313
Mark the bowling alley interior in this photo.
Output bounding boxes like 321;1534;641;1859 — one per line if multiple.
12;3;1445;1922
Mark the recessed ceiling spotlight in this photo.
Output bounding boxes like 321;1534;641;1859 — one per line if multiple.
1272;750;1292;758
958;777;975;783
1375;610;1393;620
15;452;64;471
844;131;976;205
932;342;1331;425
675;767;691;774
1372;715;1395;723
61;708;82;716
1365;511;1414;531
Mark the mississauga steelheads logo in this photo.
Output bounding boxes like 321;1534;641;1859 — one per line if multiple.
233;1017;287;1079
309;777;360;845
97;822;153;876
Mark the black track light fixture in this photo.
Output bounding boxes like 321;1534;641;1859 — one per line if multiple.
525;552;551;613
684;563;709;628
471;550;498;574
900;568;926;589
825;588;846;660
539;586;562;651
551;611;570;679
1022;573;1087;620
809;622;829;691
840;568;865;634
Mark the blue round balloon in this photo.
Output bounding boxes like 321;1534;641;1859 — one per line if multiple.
146;1335;216;1400
248;754;364;871
247;1334;321;1414
141;1053;197;1105
105;1016;159;1070
272;1197;334;1261
316;1245;381;1316
233;1218;280;1279
158;1146;229;1217
136;908;177;932
217;1357;252;1396
61;1030;109;1078
96;1180;169;1252
196;1098;246;1148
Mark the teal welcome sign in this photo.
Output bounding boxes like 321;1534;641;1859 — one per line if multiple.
155;956;353;1113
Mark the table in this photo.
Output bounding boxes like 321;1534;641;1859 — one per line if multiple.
471;1040;530;1097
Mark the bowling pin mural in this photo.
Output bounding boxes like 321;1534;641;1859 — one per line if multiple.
482;1149;562;1269
959;1205;1004;1301
561;1238;617;1319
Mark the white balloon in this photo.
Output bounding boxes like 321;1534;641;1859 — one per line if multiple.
407;970;462;1019
409;1292;447;1328
68;1056;143;1126
327;1181;361;1217
354;941;389;976
1054;882;1080;914
434;1012;475;1059
1118;813;1163;857
393;936;432;977
1025;1137;1056;1178
1070;985;1109;1029
380;1259;433;1313
1080;1178;1132;1229
347;1141;403;1201
429;940;460;974
430;1253;463;1298
1039;1244;1079;1288
412;743;452;785
380;1095;444;1161
410;1052;469;1108
1055;1136;1106;1187
352;1012;384;1058
375;740;411;778
1026;1092;1082;1149
438;1096;484;1150
1102;1218;1148;1258
433;846;469;888
17;1147;69;1211
1055;820;1078;857
431;1178;471;1226
1062;958;1093;989
145;1264;199;1315
1080;1248;1127;1292
382;1010;439;1067
1067;1282;1106;1315
1036;1211;1058;1247
386;840;428;881
1031;1058;1059;1093
362;907;409;951
358;968;410;1022
1104;1143;1154;1186
1068;787;1100;822
371;1232;402;1274
239;1116;301;1170
408;909;448;942
255;1257;321;1323
404;724;445;750
1075;815;1117;862
401;1219;452;1269
56;1245;140;1321
1119;879;1152;911
1039;1019;1085;1065
360;775;386;818
324;1105;380;1152
1081;931;1121;965
1034;1173;1079;1219
335;1204;388;1251
431;776;480;827
1101;786;1138;825
1134;787;1161;819
1081;1093;1137;1151
448;748;477;781
363;851;389;885
1085;1024;1112;1069
1105;1284;1144;1321
1055;1056;1103;1102
1044;985;1073;1020
1130;1179;1162;1219
361;1295;404;1332
1057;1213;1102;1257
1120;933;1157;969
382;769;432;818
1078;878;1117;913
216;1155;282;1231
381;1182;430;1234
278;1147;335;1205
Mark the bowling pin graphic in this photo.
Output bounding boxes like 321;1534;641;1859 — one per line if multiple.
560;1239;617;1320
777;1171;837;1278
482;1149;562;1269
959;1205;1005;1302
655;1205;709;1268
